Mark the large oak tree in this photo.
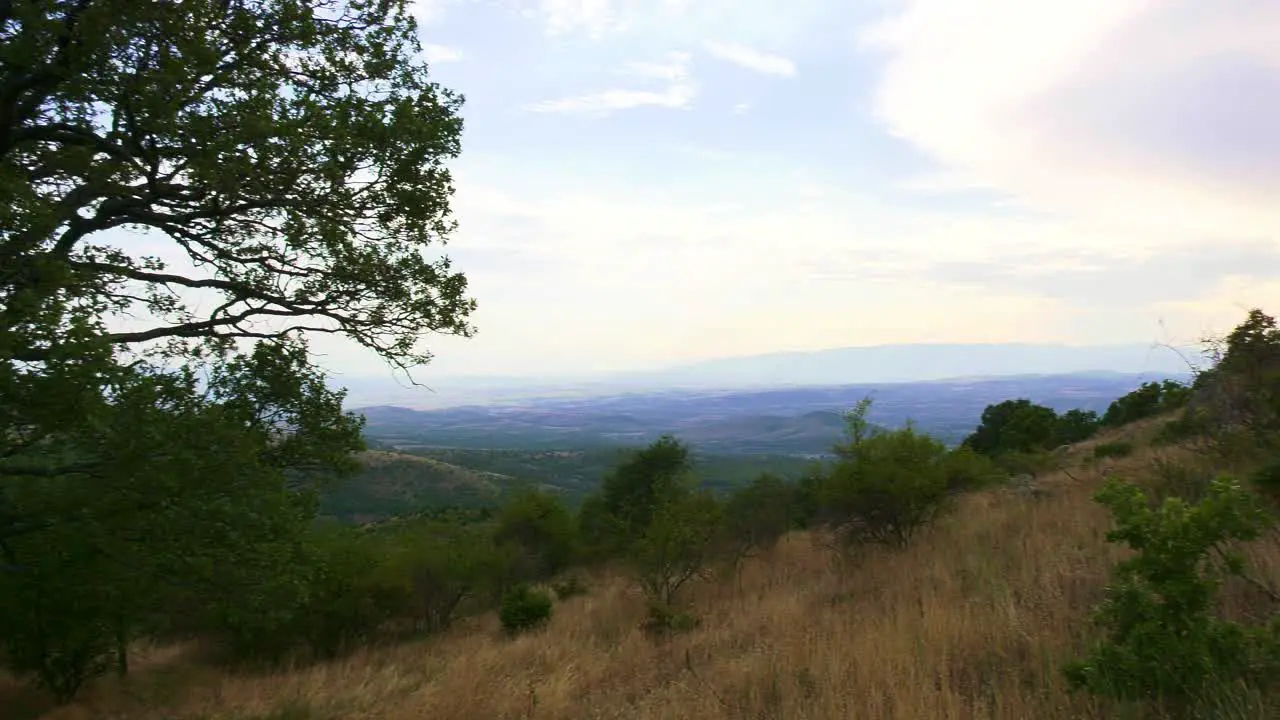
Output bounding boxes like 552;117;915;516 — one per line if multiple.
0;0;473;699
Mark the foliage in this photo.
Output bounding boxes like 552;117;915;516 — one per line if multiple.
0;343;362;690
631;483;723;608
321;452;503;521
600;434;692;540
379;517;514;634
0;0;473;369
405;446;815;503
720;473;797;567
498;584;553;635
1064;477;1280;715
1191;309;1280;449
791;462;828;529
939;445;1002;492
0;0;473;703
574;492;617;566
286;525;404;660
493;487;578;582
1101;380;1191;428
962;399;1062;457
1056;408;1102;444
817;401;953;548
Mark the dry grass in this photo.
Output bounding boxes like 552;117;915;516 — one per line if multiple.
6;425;1278;720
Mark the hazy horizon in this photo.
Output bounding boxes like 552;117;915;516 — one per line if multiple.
331;340;1205;409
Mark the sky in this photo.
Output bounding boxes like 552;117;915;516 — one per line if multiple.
297;1;1280;379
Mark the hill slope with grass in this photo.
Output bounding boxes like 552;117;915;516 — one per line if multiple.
7;309;1280;720
10;413;1278;720
319;450;513;522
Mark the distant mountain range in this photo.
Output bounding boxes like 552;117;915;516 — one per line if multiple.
355;371;1188;456
336;342;1208;410
618;342;1204;387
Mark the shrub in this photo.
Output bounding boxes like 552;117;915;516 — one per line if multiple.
498;584;553;635
1092;441;1134;460
1063;477;1280;716
818;402;952;548
380;518;513;634
1154;408;1212;446
1055;408;1101;444
940;445;1002;493
294;525;403;659
494;487;578;581
720;473;796;568
631;486;722;607
1102;380;1190;428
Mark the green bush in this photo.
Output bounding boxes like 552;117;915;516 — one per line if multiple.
940;446;1002;492
1102;380;1190;428
1055;408;1101;444
498;584;553;635
721;472;796;567
631;486;722;607
818;401;952;548
493;487;578;581
1063;477;1280;716
1092;441;1135;460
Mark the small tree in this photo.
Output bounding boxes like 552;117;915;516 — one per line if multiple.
601;435;692;538
1064;477;1280;716
963;399;1059;456
817;401;953;548
1102;380;1190;428
720;473;796;571
630;478;722;610
381;518;510;634
493;487;578;581
1055;408;1101;445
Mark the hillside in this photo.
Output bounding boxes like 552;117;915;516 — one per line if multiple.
320;450;513;522
11;416;1276;719
326;447;818;520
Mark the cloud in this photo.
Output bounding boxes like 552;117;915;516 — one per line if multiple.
622;52;691;81
525;51;696;115
506;0;842;50
704;41;797;76
861;0;1280;238
924;242;1280;309
423;43;462;63
535;0;626;37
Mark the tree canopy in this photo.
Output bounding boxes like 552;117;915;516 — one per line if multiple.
0;0;472;700
1;0;473;368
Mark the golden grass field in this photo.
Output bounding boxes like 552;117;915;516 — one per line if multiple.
6;419;1279;720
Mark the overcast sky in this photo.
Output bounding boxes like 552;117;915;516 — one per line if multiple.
304;0;1280;380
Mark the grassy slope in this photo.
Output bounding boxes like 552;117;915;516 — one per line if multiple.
319;450;514;522
12;419;1280;720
